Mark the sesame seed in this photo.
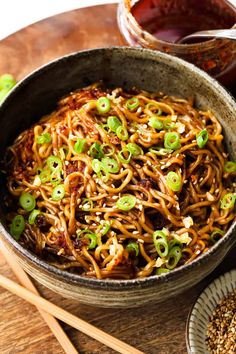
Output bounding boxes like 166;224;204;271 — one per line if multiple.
206;290;236;353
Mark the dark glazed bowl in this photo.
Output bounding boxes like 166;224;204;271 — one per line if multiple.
0;47;235;308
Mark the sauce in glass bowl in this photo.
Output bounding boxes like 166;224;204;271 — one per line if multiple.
118;0;236;91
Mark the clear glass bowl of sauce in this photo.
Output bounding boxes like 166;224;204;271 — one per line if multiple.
118;0;236;91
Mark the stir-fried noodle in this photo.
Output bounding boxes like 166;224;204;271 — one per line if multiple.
3;83;236;279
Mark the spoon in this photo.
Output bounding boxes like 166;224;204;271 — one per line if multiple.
178;28;236;44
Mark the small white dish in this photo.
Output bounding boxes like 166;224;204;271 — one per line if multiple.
186;269;236;354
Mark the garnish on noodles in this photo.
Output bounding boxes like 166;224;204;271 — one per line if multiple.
3;83;235;279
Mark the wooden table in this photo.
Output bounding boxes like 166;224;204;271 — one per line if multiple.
0;4;235;354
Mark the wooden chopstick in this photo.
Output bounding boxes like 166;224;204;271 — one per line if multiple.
0;272;144;354
0;244;78;354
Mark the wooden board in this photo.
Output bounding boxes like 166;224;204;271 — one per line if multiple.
0;4;235;354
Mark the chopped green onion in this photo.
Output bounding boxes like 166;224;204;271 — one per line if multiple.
107;116;122;132
210;229;225;243
52;184;65;201
149;147;173;156
163;119;175;130
96;96;111;114
39;169;51;183
89;142;104;159
153;231;169;257
101;143;115;157
0;74;16;90
116;195;136;211
47;156;62;171
19;193;36;212
74;138;87;154
164;132;181;150
101;157;119;173
81;198;93;211
126;143;143;156
166;246;182;269
196;129;208;148
148;117;163;130
36;132;51;144
59;146;69;160
91;160;109;181
126;242;139;256
99;222;110;236
50;172;62;186
10;215;25;240
156;268;170;275
28;209;41;225
91;159;110;181
126;97;140;111
86;233;97;249
77;229;97;249
224;161;236;173
169;239;181;249
145;102;162;116
116;125;129;141
92;159;102;173
97;169;110;182
166;171;181;192
118;148;132;163
153;230;167;239
220;193;236;209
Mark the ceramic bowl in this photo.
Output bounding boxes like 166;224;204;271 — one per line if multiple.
0;47;235;307
186;269;236;354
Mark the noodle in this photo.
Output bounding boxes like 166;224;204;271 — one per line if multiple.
2;83;235;279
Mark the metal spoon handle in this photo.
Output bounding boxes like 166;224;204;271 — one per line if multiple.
179;29;236;43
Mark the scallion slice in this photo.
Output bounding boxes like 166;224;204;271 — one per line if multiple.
116;195;136;211
220;193;236;209
107;116;122;132
166;171;181;192
117;148;132;163
126;143;143;156
148;117;163;130
74;138;87;154
81;198;94;211
89;142;104;159
166;246;182;269
52;184;65;201
28;209;41;225
10;215;25;240
39;169;51;183
46;156;62;172
126;97;140;111
126;242;139;256
210;229;224;243
101;157;119;173
153;230;169;258
36;132;51;144
164;132;181;150
196;129;208;148
96;96;111;114
224;161;236;173
116;126;129;141
19;193;36;212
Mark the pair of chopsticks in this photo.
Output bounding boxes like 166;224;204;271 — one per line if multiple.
0;244;144;354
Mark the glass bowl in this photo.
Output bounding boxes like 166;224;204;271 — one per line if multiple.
117;0;236;89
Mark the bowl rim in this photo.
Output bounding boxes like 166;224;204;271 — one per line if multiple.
185;269;236;354
0;46;235;289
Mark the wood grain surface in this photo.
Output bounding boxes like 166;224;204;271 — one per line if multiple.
0;4;235;354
